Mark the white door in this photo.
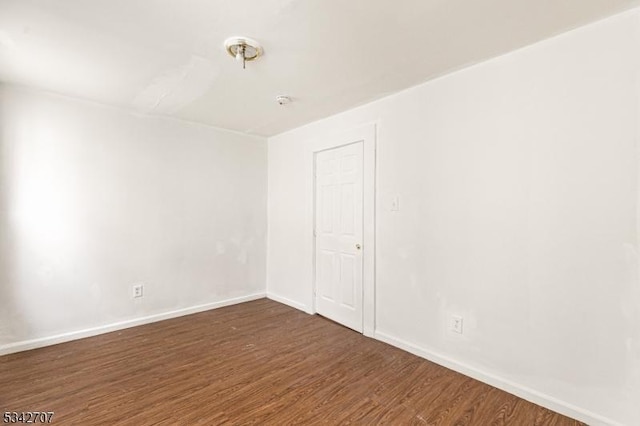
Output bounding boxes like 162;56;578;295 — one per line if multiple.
315;142;363;332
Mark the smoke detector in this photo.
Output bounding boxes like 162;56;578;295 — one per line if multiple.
224;37;263;69
276;95;291;105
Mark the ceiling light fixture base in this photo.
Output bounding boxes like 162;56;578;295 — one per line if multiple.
224;36;263;69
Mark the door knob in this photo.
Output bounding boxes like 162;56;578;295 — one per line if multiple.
356;244;362;250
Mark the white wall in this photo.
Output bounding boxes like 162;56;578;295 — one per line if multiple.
267;9;640;426
0;85;267;353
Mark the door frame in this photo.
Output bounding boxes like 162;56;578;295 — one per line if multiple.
307;123;376;337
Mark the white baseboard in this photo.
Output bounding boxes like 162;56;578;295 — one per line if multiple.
266;292;309;313
0;292;266;357
374;330;620;426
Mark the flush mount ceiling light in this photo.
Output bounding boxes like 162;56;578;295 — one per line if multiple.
224;36;263;69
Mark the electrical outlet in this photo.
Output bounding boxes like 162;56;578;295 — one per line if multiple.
451;315;463;334
132;283;144;299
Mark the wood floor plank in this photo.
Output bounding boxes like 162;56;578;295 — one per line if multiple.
1;299;584;425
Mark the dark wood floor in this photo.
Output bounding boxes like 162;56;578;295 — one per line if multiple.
1;299;582;425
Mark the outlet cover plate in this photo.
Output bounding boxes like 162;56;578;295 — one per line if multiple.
132;283;144;298
451;315;463;334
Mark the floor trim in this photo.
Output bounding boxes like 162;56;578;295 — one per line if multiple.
373;330;620;426
266;292;309;313
0;292;266;356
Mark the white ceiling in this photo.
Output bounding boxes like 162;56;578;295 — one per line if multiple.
1;0;638;137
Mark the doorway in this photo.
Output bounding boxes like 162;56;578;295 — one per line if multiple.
309;123;375;336
314;142;364;332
